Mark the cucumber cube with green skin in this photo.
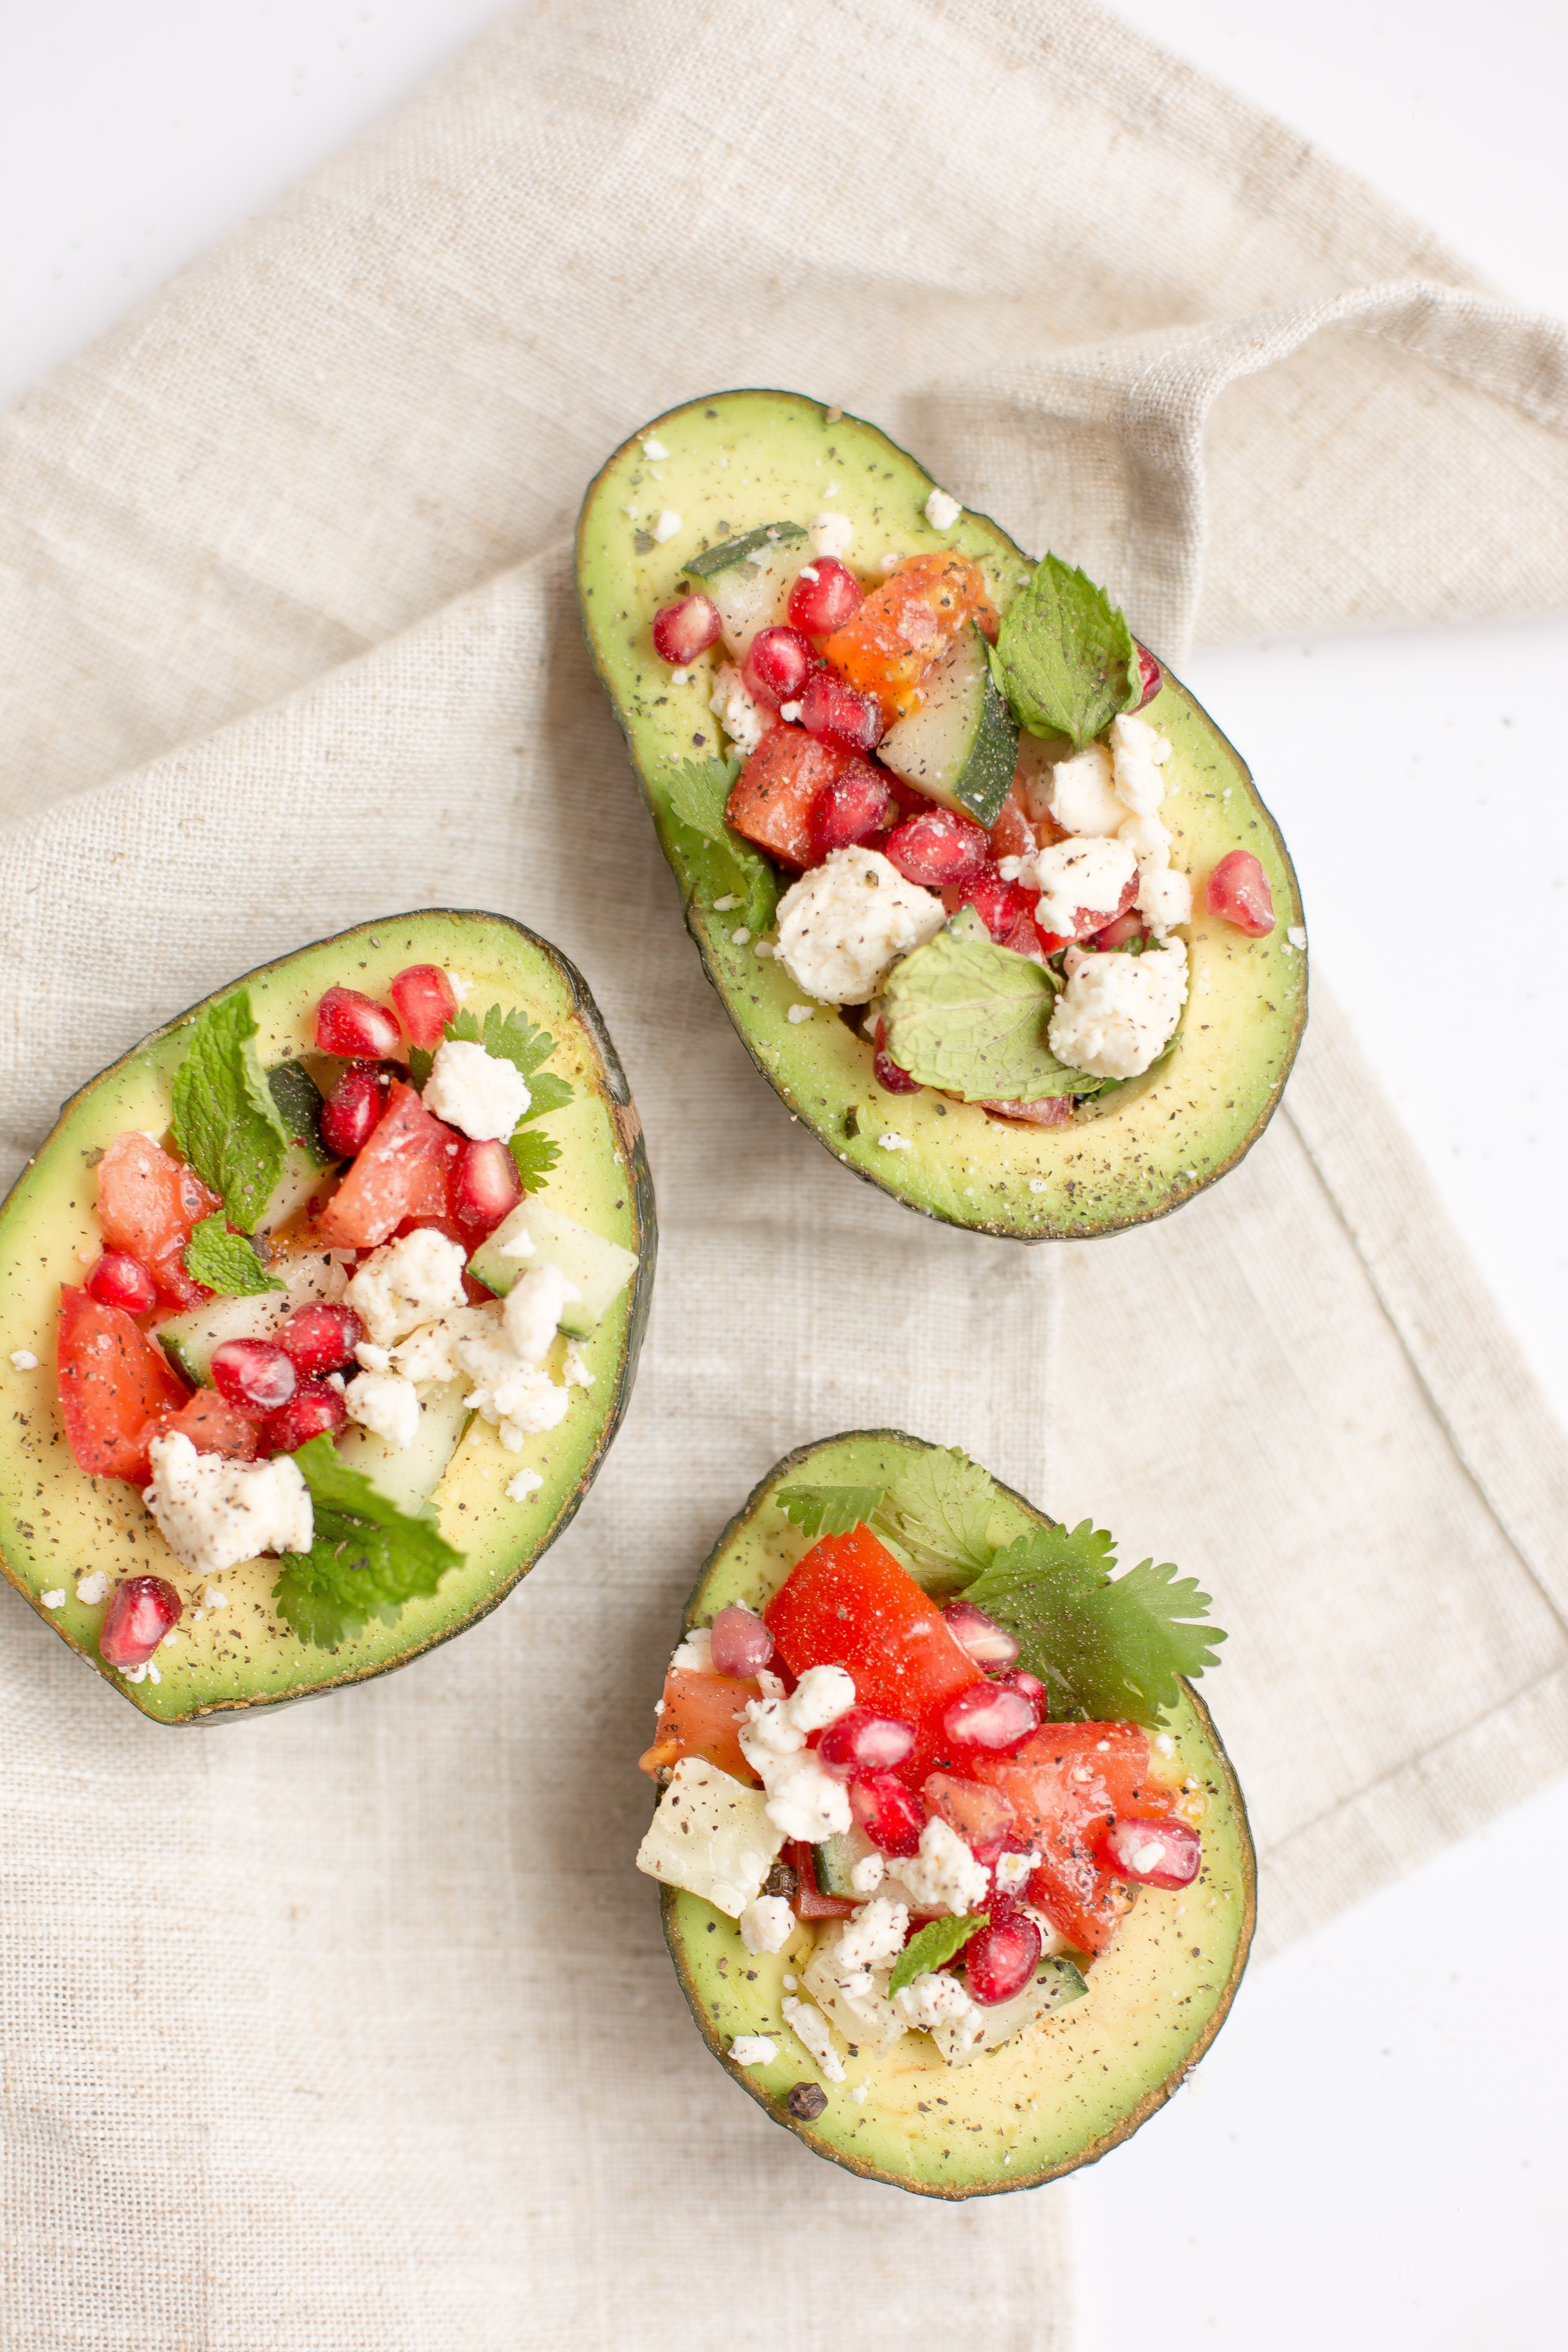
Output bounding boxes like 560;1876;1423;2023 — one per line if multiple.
932;1958;1087;2068
877;621;1018;829
157;1255;341;1384
255;1138;334;1234
682;520;808;659
467;1199;639;1337
335;1379;472;1515
812;1819;882;1899
635;1757;784;1917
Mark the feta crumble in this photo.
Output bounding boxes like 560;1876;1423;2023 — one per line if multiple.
9;1350;38;1371
652;509;682;543
786;1663;856;1733
502;1262;579;1366
782;1994;846;2083
774;845;945;1004
709;661;770;756
1048;938;1188;1080
886;1817;990;1915
1108;713;1172;815
730;2036;778;2068
144;1434;313;1577
76;1571;109;1605
670;1626;714;1673
924;486;962;532
423;1038;530;1142
809;511;854;560
893;1969;984;2055
40;1589;65;1610
346;1229;469;1346
506;1467;544;1503
738;1894;795;1955
641;436;670;461
1287;925;1307;949
344;1369;422;1451
1024;835;1138;937
877;1133;913;1153
390;1305;497;1385
786;1003;814;1023
850;1851;886;1895
1046;741;1125;837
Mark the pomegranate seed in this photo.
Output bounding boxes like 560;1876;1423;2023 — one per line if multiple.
314;986;402;1060
798;668;882;755
1004;1667;1047;1709
947;863;1031;942
99;1575;182;1669
817;1706;918;1781
1089;909;1148;952
86;1251;158;1314
210;1338;298;1416
319;1064;390;1158
709;1603;774;1677
965;1911;1042;2005
1100;1817;1203;1889
942;1679;1041;1751
652;593;722;665
808;761;891;860
452;1138;523;1236
389;964;458;1050
1206;850;1275;937
787;557;863;636
872;1021;920;1096
942;1597;1018;1671
276;1302;364;1376
261;1379;347;1453
742;625;815;709
885;807;989;889
849;1772;926;1857
1132;644;1163;710
923;1771;1014;1863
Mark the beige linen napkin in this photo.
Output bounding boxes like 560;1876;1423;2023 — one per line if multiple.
2;4;1568;2347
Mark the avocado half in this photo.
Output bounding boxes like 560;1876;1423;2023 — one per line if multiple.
578;390;1306;1241
0;912;654;1724
659;1431;1255;2198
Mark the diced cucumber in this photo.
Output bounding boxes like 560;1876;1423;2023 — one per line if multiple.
684;521;807;659
157;1253;340;1384
256;1139;332;1235
876;621;1018;828
812;1820;882;1900
933;1956;1087;2067
265;1062;332;1168
336;1378;472;1512
467;1200;639;1338
635;1757;785;1916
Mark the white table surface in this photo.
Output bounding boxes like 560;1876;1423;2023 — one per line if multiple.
4;5;1566;2343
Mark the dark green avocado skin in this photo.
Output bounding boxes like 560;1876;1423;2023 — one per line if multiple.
0;911;655;1724
578;389;1306;1242
654;1429;1257;2198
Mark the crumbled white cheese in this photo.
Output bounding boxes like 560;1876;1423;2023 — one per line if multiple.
850;1851;886;1896
505;1467;545;1503
1048;938;1188;1080
852;2084;868;2103
1025;834;1138;937
1116;810;1172;868
738;1894;796;1955
652;509;682;543
641;436;670;461
1137;865;1193;936
786;1003;814;1023
346;1229;469;1346
76;1571;109;1605
562;1341;595;1390
761;1750;852;1843
993;1849;1040;1895
731;929;751;946
924;486;962;532
423;1038;530;1142
354;1341;393;1373
886;1817;990;1916
1154;1732;1176;1756
877;1133;913;1152
202;1585;229;1609
739;1674;854;1841
1108;713;1173;815
502;1263;580;1367
1046;741;1125;837
774;846;945;1004
161;1630;180;1648
1287;925;1307;949
670;1626;714;1673
786;1663;857;1733
1028;1178;1047;1194
344;1368;422;1451
836;1896;911;1973
809;511;854;560
390;1305;498;1385
712;894;741;912
144;1434;313;1576
893;1969;984;2044
709;661;770;755
782;1994;846;2083
40;1589;65;1610
635;1757;785;1915
1022;1905;1070;1958
446;969;472;1002
730;2035;778;2068
778;701;802;724
9;1350;38;1371
877;550;901;574
456;1324;570;1451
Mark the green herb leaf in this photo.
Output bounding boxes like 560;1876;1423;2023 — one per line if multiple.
411;1004;576;1117
272;1434;464;1648
873;1447;1003;1590
964;1524;1225;1726
663;755;777;933
508;1127;561;1194
683;521;806;579
888;1913;989;1999
994;554;1141;750
265;1061;331;1167
407;1045;434;1089
515;1071;575;1125
170;990;295;1232
882;911;1093;1101
666;755;744;841
774;1483;889;1541
183;1214;284;1297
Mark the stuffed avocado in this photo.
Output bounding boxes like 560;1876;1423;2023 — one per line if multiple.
577;391;1305;1241
636;1432;1253;2198
0;912;653;1723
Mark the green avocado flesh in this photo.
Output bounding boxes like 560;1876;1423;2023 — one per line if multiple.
577;390;1306;1241
0;912;654;1724
660;1432;1255;2199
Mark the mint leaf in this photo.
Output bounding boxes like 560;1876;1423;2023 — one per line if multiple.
874;1448;1002;1590
508;1127;560;1193
888;1913;989;2000
272;1434;464;1648
183;1214;284;1297
774;1483;889;1541
964;1524;1225;1726
994;554;1140;750
265;1061;330;1167
663;756;777;933
170;989;294;1231
882;912;1091;1101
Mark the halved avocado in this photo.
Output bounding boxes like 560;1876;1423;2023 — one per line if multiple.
577;390;1306;1241
657;1431;1254;2199
0;912;654;1724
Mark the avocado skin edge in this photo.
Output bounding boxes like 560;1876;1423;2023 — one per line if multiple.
657;1428;1257;2198
577;388;1307;1244
0;910;656;1725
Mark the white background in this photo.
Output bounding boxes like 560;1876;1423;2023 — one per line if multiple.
2;5;1566;2345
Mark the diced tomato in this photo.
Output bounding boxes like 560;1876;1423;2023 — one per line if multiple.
821;554;999;722
922;1770;1014;1862
725;725;857;868
638;1665;761;1784
136;1388;259;1467
764;1525;981;1780
987;786;1037;864
969;1723;1171;1955
784;1841;858;1918
1025;1847;1135;1956
56;1286;191;1482
314;1081;462;1249
95;1131;219;1301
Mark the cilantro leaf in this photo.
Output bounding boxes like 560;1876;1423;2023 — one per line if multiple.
666;754;743;841
964;1524;1225;1726
888;1913;989;1999
410;1004;575;1119
662;755;778;934
873;1448;1002;1590
272;1434;464;1648
515;1071;575;1125
882;911;1092;1102
265;1060;331;1167
994;554;1142;750
774;1483;889;1541
508;1127;560;1193
183;1214;284;1296
170;989;294;1231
